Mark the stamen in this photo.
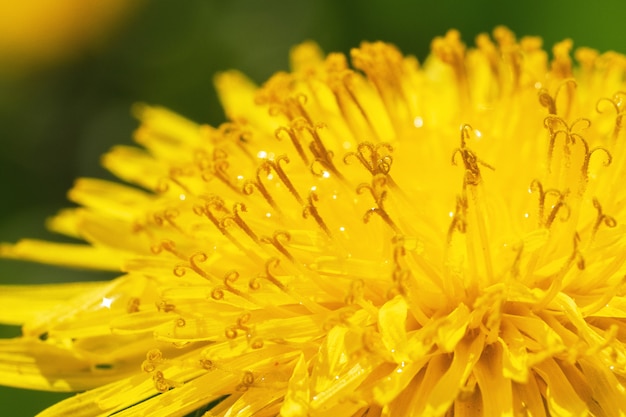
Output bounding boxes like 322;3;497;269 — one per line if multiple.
152;370;181;392
350;41;413;129
156;167;193;195
199;359;215;370
431;29;469;105
174;252;212;279
293;119;343;181
542;116;592;179
357;175;399;233
447;194;468;239
591;198;617;237
583;147;612;183
551;39;574;79
200;149;241;194
529;180;568;227
236;371;255;391
275;126;309;165
451;124;494;187
142;349;164;373
493;26;522;90
328;69;379;141
152;209;183;233
303;191;332;236
544;191;570;228
127;297;140;313
596;92;626;139
212;270;245;300
260;231;294;262
151;239;185;259
268;155;304;205
156;300;176;313
538;79;577;118
214;123;256;162
263;257;286;291
220;203;259;243
343;142;395;177
249;337;264;349
242;167;278;211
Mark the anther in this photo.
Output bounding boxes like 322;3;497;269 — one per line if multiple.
156;167;193;195
174;252;212;279
592;198;617;237
142;349;164;373
263;257;286;290
275;126;309;166
214;123;256;162
126;297;140;313
225;327;238;339
544;191;570;228
596;92;626;139
357;176;399;233
152;209;182;233
530;180;567;227
431;29;469;104
447;194;468;239
452;124;494;186
542;116;593;176
242;171;278;211
153;370;177;393
247;157;303;207
220;203;259;243
538;79;577;117
150;239;183;258
250;338;264;349
199;359;215;370
303;191;332;236
344;142;395;177
200;149;241;194
293;120;344;181
156;300;176;313
213;270;245;299
236;371;255;391
260;230;294;262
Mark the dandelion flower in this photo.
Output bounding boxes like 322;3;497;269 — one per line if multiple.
2;27;626;416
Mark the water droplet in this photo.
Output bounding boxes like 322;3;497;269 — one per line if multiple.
100;297;113;309
413;116;424;128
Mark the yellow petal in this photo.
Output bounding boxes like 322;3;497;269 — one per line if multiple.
281;353;310;417
533;358;588;417
0;239;124;271
473;344;513;417
421;334;485;417
378;295;409;361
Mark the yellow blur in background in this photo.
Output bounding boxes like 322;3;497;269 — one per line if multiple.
0;0;142;75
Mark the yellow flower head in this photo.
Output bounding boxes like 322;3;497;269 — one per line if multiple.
2;27;626;416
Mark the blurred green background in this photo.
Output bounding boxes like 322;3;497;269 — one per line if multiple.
0;0;624;415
